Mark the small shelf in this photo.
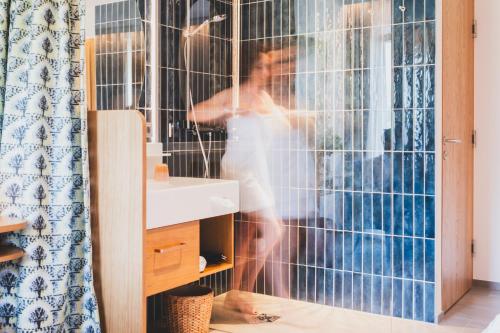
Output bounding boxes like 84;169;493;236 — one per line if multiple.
0;217;27;234
200;214;234;279
0;246;24;264
200;262;233;278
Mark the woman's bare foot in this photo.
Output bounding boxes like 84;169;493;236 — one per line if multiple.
224;290;257;315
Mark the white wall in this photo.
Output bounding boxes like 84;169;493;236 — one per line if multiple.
474;0;500;283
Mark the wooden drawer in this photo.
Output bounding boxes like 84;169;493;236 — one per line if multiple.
144;221;199;296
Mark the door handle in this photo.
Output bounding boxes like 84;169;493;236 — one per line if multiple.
444;138;462;144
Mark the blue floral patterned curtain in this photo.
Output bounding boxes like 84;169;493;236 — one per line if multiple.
0;0;100;331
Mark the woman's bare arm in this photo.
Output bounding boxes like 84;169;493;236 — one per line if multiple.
187;88;233;124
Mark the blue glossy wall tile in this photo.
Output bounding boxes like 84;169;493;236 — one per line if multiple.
344;192;353;231
414;196;425;237
383;236;392;277
414;23;424;65
317;229;325;268
394;70;403;109
353;273;362;310
425;283;435;322
362;274;372;312
373;155;383;192
363;234;373;274
392;109;403;151
335;270;343;307
363;154;373;191
404;0;414;22
354;233;363;273
335;231;343;270
404;153;413;193
373;194;383;231
373;235;383;275
393;236;403;278
394;194;404;235
344;271;353;309
415;0;425;21
393;24;403;66
393;0;403;24
426;0;436;20
425;22;436;64
425;153;435;195
326;269;334;306
415;68;425;108
425;239;435;282
307;228;316;266
393;279;403;318
299;266;307;301
414;153;425;194
425;109;435;151
393;152;403;193
404;195;413;236
354;193;363;232
373;275;382;315
326;230;334;269
404;280;414;319
425;196;435;238
404;110;414;151
382;277;392;316
424;66;435;108
415;281;425;321
344;232;353;271
363;193;373;231
383;194;392;234
404;26;414;66
414;238;425;281
317;268;325;304
307;267;316;302
404;237;414;279
383;153;392;193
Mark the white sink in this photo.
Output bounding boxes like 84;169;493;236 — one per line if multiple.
146;177;239;229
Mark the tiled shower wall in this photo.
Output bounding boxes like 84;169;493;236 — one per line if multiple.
237;0;436;323
159;0;232;178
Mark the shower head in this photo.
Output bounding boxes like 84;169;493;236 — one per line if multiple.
185;14;227;38
210;14;227;23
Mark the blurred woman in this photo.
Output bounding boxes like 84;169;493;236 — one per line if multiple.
188;39;314;315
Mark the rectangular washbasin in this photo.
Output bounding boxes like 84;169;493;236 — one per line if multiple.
146;177;239;229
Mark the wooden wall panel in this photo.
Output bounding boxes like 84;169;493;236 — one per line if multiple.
442;0;475;311
89;110;147;332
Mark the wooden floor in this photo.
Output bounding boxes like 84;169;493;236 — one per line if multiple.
208;287;500;333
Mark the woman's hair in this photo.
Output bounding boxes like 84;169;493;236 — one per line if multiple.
239;37;296;84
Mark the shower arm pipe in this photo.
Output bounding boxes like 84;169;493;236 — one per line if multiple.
232;0;240;112
150;0;160;143
186;2;191;129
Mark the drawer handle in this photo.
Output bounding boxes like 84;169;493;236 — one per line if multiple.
154;243;187;254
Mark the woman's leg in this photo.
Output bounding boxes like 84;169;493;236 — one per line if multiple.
244;210;284;293
225;214;259;314
226;209;285;314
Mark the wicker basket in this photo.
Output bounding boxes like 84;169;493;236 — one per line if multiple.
163;285;214;333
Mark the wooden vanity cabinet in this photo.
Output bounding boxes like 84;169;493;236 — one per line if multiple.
89;110;235;333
